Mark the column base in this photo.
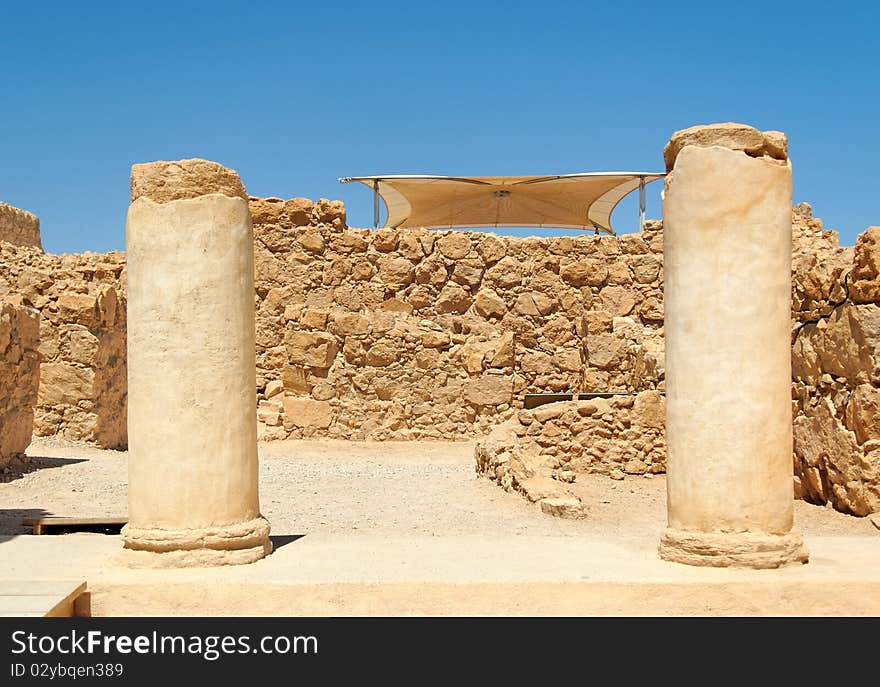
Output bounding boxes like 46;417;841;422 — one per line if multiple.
659;528;809;569
120;516;272;568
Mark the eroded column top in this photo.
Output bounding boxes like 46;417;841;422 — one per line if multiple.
130;158;248;203
663;122;788;172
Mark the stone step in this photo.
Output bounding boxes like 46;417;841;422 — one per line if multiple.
0;581;86;617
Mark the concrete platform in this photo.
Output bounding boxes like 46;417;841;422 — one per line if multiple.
1;531;878;616
0;580;86;617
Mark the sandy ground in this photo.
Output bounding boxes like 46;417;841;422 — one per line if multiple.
1;437;876;539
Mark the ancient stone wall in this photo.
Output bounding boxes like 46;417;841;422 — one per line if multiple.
1;193;878;520
791;206;880;515
0;298;40;466
250;197;665;441
475;392;665;517
0;201;42;250
0;240;127;448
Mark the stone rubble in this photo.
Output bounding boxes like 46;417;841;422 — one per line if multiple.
474;393;664;517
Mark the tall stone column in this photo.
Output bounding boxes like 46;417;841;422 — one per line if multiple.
121;158;271;566
659;124;808;568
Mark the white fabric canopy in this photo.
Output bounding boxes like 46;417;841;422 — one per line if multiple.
340;172;664;234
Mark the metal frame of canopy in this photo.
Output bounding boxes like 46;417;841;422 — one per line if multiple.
339;172;665;234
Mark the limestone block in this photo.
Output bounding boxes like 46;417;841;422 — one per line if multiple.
0;301;40;464
284;331;338;368
0;202;42;249
474;288;507;318
130;158;248;203
435;233;471;259
282;396;333;429
663;122;787;171
849;227;880;303
464;374;512;406
435;283;472;314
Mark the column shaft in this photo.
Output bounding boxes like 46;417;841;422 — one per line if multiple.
659;125;807;568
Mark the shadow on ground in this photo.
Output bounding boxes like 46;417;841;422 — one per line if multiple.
270;534;307;550
0;456;88;484
0;508;52;538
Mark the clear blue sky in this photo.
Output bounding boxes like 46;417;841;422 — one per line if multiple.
1;1;877;253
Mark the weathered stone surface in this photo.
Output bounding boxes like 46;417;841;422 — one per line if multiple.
793;398;879;516
0;201;42;250
474;288;506;318
476;394;667;504
281;396;333;429
435;282;473;314
130;158;248;203
0;301;40;464
539;496;588;519
663;122;788;171
464;375;512;406
560;259;607;287
479;235;506;264
0;240;126;447
849;227;880;303
378;255;415;286
633;390;664;429
790;215;880;517
436;233;471;259
519;476;567;502
284;331;338;368
1;190;667;448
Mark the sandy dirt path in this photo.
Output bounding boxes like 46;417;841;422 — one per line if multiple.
0;437;876;539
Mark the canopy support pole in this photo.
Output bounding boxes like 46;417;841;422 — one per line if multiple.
372;180;380;229
639;176;646;232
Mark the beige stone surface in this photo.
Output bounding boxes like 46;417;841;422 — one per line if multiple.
475;394;666;516
123;191;269;566
663;122;787;171
0;300;40;464
1;183;877;523
0;201;42;250
848;226;880;303
1;439;877;616
251;199;665;442
0;241;126;447
129;158;248;204
661;134;806;567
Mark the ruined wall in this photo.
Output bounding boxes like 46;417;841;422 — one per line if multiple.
475;392;665;516
0;201;42;250
0;240;127;448
0;299;40;466
250;197;665;441
791;205;880;515
1;193;877;521
473;204;880;519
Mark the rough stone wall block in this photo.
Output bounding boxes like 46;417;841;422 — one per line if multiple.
0;201;42;250
0;299;40;465
659;123;808;568
121;158;271;566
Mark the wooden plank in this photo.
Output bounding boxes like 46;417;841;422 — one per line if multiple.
21;517;127;535
21;517;127;526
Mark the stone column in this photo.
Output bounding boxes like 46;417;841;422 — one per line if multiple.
659;124;808;568
121;158;271;566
